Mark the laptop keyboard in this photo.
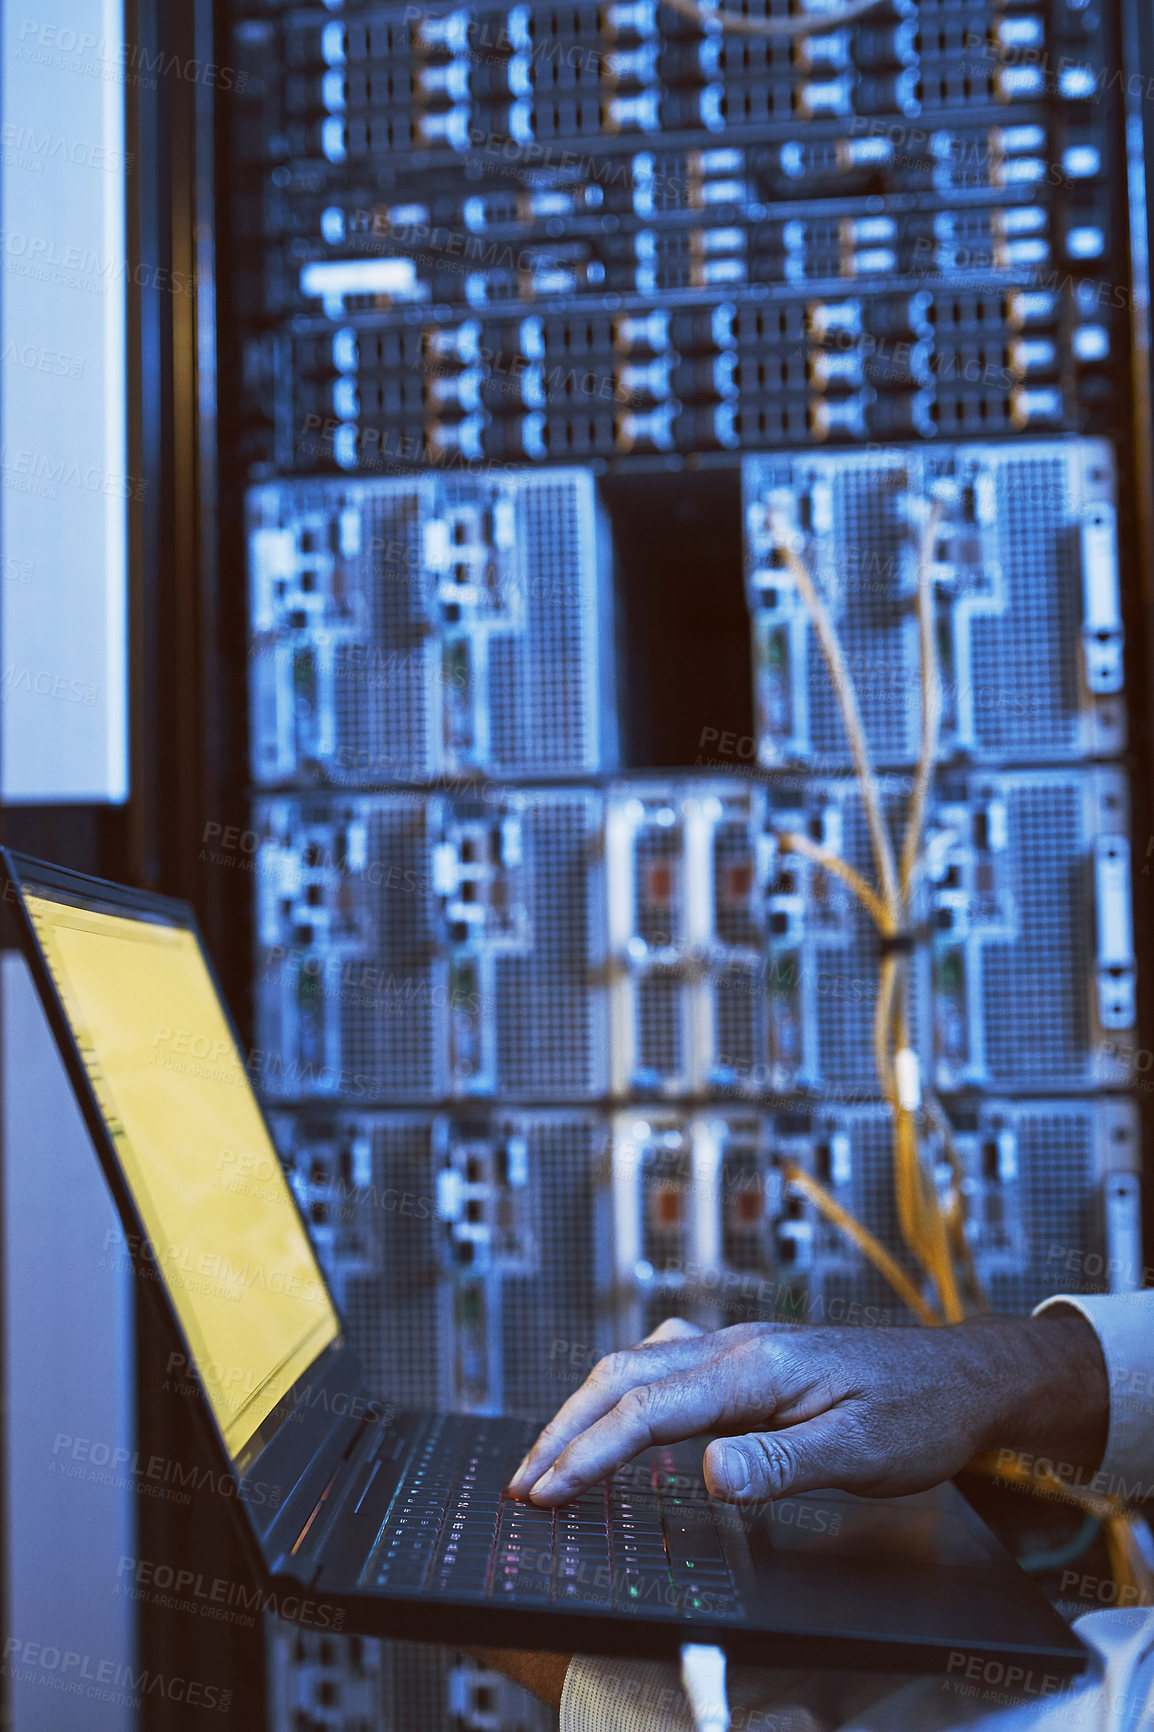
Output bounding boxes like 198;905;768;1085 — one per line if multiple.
363;1414;742;1618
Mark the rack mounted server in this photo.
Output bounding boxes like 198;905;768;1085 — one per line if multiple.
249;465;618;784
222;1;1145;1727
227;0;1118;473
253;767;1134;1103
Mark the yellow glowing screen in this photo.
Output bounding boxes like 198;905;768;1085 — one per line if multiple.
26;891;340;1460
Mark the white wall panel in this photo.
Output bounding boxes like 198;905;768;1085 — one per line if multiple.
0;0;129;800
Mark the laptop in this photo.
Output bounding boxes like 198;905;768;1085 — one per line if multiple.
2;848;1089;1676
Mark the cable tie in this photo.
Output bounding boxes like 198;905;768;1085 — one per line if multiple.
895;1048;922;1114
878;930;917;956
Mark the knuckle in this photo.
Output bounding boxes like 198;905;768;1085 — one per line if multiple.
551;1440;577;1476
616;1384;653;1426
725;1339;777;1407
717;1322;760;1348
646;1316;694;1343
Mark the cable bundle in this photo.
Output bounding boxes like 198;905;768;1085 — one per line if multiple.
762;494;1154;1602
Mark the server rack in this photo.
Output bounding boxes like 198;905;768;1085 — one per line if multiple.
221;0;1154;1725
100;0;1154;1724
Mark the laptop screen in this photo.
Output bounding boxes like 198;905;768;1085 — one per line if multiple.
23;887;341;1461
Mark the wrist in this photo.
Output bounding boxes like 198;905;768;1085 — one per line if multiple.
958;1310;1108;1470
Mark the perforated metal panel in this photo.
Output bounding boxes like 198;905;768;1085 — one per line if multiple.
502;466;610;776
254;788;607;1102
800;783;920;1096
931;767;1132;1092
963;450;1084;759
248;468;616;786
805;458;913;768
636;970;685;1083
499;1114;613;1416
492;793;609;1098
815;1108;917;1323
271;1108;611;1417
954;1099;1142;1314
756;767;1131;1096
268;1625;386;1732
609;1102;1140;1342
267;1627;554;1732
713;964;764;1081
270;1111;445;1406
743;440;1125;770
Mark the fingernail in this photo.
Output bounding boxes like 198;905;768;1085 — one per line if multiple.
530;1467;556;1500
715;1444;749;1496
509;1452;533;1488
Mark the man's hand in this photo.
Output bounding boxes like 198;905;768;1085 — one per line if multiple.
506;1311;1108;1508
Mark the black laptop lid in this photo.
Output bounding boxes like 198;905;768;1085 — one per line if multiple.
2;853;345;1479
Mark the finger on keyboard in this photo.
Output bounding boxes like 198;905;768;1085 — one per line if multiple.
527;1369;733;1505
506;1334;718;1496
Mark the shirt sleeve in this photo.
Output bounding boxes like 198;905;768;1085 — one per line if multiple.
559;1655;900;1732
562;1297;1154;1731
1033;1291;1154;1491
559;1656;691;1732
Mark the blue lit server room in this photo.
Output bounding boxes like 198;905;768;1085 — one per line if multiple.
3;0;1154;1727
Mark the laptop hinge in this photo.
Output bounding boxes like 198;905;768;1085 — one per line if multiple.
278;1410;394;1584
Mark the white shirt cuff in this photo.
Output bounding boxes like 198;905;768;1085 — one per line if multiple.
560;1656;690;1732
1034;1291;1154;1493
